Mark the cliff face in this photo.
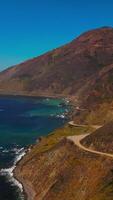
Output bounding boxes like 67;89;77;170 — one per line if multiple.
15;126;113;200
1;27;113;104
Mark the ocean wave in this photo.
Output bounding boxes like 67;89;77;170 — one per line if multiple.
1;147;24;154
0;147;26;193
12;147;24;155
2;149;9;153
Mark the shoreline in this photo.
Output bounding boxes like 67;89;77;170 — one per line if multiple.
0;148;27;200
0;93;72;200
14;170;36;200
0;92;74;118
0;92;75;106
13;148;35;200
13;139;43;200
13;110;71;200
0;92;68;100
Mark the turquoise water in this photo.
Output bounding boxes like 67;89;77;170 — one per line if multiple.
0;96;69;200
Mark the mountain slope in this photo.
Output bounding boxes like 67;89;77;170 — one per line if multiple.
15;126;113;200
82;121;113;154
1;27;113;101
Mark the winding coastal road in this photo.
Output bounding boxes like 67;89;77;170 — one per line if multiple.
68;122;113;158
68;121;101;129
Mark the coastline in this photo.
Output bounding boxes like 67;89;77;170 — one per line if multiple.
13;108;71;200
0;91;75;106
0;93;72;200
14;168;36;200
0;92;74;119
0;148;27;200
0;91;68;100
13;138;43;200
13;143;40;200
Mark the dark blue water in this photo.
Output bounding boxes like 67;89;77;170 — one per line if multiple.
0;96;68;200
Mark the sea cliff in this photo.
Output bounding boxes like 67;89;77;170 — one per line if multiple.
14;125;113;200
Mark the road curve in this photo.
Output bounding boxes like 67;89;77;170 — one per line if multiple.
68;121;102;129
68;133;113;158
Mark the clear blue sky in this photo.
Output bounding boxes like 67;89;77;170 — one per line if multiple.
0;0;113;71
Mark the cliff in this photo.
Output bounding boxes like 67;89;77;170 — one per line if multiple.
15;125;113;200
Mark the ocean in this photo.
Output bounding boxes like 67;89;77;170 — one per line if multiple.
0;96;69;200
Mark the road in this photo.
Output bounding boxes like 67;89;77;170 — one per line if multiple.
68;122;113;158
68;121;102;129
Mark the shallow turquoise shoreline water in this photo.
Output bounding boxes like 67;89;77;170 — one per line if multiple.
0;96;69;200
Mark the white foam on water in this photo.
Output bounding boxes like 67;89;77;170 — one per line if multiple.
0;148;26;195
2;149;9;153
56;114;65;119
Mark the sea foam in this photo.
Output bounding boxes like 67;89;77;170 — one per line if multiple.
0;148;26;194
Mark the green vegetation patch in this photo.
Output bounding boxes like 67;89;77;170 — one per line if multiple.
29;124;94;156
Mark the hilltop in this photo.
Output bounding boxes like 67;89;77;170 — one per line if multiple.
0;27;113;105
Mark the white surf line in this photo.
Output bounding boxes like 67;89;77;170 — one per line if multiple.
68;134;113;158
0;148;26;195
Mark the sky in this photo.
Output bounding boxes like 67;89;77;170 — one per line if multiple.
0;0;113;71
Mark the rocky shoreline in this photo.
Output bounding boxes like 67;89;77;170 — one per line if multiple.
13;145;37;200
12;121;90;200
9;92;77;200
0;93;71;200
14;170;35;200
13;129;113;200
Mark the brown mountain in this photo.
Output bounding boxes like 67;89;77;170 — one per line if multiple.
1;26;113;103
10;27;113;200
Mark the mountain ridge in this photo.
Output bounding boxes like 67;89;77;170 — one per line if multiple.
1;27;113;102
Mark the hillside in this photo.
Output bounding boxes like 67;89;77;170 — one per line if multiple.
15;125;113;200
1;27;113;106
9;27;113;200
82;121;113;154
